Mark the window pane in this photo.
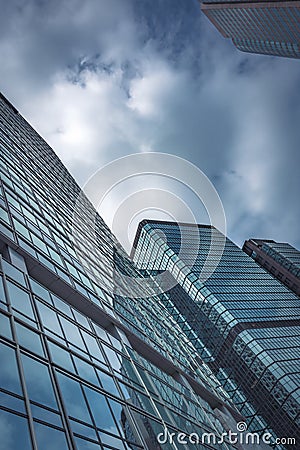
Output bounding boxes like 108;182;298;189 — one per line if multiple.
6;282;35;319
84;386;118;435
21;354;58;409
99;434;125;450
0;312;12;340
73;356;99;387
31;404;62;427
60;317;85;349
15;323;44;356
33;422;69;450
52;295;71;316
0;390;25;414
56;372;91;423
0;409;32;450
36;302;62;336
0;276;6;303
0;343;22;395
102;345;121;372
96;369;119;397
48;342;74;373
30;279;52;304
81;331;105;364
74;437;101;450
69;419;98;440
2;260;25;286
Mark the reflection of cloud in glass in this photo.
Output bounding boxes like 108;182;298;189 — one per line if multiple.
34;422;69;450
83;386;118;435
73;356;99;386
6;281;35;319
21;354;58;410
102;345;122;372
96;369;119;397
60;317;85;348
0;343;22;395
0;410;31;450
36;301;63;336
0;413;13;450
74;436;101;450
57;373;91;423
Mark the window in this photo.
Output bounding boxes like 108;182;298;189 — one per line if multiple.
21;354;58;410
0;343;22;395
33;422;69;450
56;372;91;423
0;409;32;450
15;322;44;356
6;282;35;320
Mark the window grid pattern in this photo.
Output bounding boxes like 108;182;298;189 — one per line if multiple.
202;2;300;59
133;221;300;445
0;94;239;449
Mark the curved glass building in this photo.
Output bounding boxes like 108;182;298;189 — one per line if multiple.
132;220;300;447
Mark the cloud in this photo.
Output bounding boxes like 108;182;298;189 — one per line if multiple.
0;0;299;249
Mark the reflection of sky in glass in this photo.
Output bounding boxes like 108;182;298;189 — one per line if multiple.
70;419;98;441
33;422;69;450
36;301;62;335
0;312;12;340
81;330;105;364
48;342;75;372
31;404;62;427
96;369;119;397
0;391;25;414
60;317;86;349
7;281;35;319
74;436;101;450
99;432;126;449
57;372;91;423
84;386;118;434
73;356;99;386
0;343;22;395
0;277;6;304
15;322;44;356
102;345;122;371
21;354;58;409
0;410;31;450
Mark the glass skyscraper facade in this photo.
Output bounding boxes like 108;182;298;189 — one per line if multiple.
200;1;300;59
0;92;251;450
132;220;300;447
243;239;300;297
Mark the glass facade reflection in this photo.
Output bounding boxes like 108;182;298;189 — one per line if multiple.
200;1;300;59
132;220;300;447
243;239;300;297
0;92;244;449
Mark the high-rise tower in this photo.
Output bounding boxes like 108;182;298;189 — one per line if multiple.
0;92;248;450
132;220;300;447
243;239;300;297
200;1;300;58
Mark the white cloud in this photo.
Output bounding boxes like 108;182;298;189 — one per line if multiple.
0;0;299;249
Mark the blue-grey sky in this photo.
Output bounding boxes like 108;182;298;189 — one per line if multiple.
1;0;300;250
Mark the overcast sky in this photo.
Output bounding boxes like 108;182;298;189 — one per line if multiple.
1;0;300;250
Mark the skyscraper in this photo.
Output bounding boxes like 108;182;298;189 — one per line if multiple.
200;1;300;59
243;239;300;297
0;92;250;450
132;220;300;446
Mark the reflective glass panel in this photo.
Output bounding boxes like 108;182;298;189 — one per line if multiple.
21;354;58;409
0;409;32;450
